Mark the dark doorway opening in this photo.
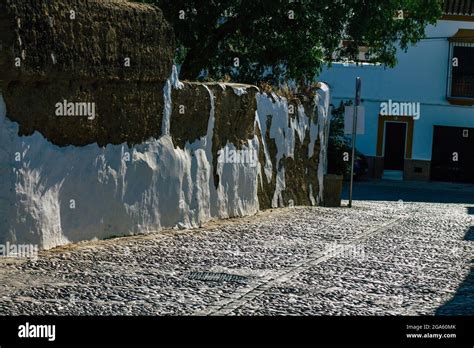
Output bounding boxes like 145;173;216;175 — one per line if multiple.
431;125;474;183
384;122;407;170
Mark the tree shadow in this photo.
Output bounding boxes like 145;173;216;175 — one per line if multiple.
465;226;474;241
435;263;474;315
436;226;474;315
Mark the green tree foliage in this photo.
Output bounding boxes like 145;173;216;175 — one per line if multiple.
137;0;442;83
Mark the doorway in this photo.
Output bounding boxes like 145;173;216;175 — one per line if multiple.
384;122;407;171
431;125;474;183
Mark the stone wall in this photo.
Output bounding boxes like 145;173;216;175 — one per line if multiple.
0;0;174;146
0;0;330;250
0;0;174;83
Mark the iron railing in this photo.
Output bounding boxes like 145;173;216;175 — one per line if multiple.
447;41;474;99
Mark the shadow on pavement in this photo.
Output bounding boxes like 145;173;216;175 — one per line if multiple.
340;179;474;315
436;226;474;316
342;180;474;204
465;227;474;241
435;262;474;315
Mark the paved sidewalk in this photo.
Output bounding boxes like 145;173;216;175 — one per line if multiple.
0;185;472;315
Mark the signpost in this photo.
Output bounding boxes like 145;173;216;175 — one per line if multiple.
344;105;365;135
348;77;362;208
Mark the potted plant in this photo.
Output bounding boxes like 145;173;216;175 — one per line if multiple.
324;102;349;207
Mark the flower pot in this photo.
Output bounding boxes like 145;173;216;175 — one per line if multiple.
323;174;343;207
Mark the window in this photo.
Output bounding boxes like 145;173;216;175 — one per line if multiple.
447;29;474;103
451;45;474;98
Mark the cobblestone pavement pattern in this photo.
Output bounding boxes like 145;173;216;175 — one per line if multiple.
0;193;472;315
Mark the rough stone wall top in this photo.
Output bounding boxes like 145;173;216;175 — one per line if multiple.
0;0;175;84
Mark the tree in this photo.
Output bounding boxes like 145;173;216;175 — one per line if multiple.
137;0;442;84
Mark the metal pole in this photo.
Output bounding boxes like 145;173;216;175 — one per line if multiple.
348;77;361;208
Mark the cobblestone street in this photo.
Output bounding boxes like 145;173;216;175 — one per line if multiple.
0;181;473;316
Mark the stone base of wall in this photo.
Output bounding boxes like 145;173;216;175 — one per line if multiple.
366;156;431;181
404;159;431;181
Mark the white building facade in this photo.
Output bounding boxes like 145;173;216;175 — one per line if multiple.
318;3;474;183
